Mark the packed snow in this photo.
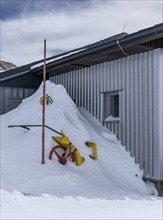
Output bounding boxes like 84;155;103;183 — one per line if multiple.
0;81;162;219
1;190;162;220
104;115;120;122
30;49;85;70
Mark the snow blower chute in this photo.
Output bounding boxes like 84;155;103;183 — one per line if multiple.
39;94;53;105
49;131;85;166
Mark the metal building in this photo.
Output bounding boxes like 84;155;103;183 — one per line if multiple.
49;24;163;195
1;23;163;195
51;48;163;184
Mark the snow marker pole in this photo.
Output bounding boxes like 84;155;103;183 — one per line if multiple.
42;39;46;164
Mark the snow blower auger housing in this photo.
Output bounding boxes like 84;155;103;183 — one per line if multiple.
49;131;85;166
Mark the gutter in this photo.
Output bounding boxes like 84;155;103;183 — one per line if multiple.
32;23;163;74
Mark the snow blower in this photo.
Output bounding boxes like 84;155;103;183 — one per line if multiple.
49;131;85;166
8;125;93;166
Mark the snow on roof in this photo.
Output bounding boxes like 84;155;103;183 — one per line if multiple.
0;60;17;71
30;49;86;70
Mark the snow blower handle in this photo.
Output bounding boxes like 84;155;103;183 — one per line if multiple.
45;125;62;135
8;125;62;136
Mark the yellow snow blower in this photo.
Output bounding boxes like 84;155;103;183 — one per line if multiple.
49;131;85;166
8;124;97;167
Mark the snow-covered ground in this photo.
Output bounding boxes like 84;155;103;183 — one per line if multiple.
0;81;162;219
1;190;162;220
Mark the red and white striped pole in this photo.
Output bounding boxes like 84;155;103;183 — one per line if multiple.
42;39;46;164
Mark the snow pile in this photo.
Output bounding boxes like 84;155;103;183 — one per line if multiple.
0;81;157;198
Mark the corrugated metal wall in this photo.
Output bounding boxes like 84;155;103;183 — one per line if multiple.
0;87;35;115
50;48;163;180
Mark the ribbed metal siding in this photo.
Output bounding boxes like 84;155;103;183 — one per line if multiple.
158;50;163;180
51;48;163;180
0;87;35;115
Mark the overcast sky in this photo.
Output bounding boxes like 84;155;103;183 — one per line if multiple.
0;0;163;66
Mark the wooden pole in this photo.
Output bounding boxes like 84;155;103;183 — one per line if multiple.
42;39;46;164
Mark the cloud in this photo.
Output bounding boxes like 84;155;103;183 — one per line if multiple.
1;0;162;66
0;0;93;20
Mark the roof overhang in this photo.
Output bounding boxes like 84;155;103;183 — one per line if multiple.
32;23;163;76
1;23;163;82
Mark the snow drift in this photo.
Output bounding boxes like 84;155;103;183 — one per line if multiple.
0;81;156;198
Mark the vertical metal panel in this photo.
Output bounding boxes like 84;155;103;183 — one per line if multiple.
134;54;139;164
158;49;163;180
81;68;84;108
76;70;79;106
0;87;4;114
50;48;163;180
3;87;10;113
